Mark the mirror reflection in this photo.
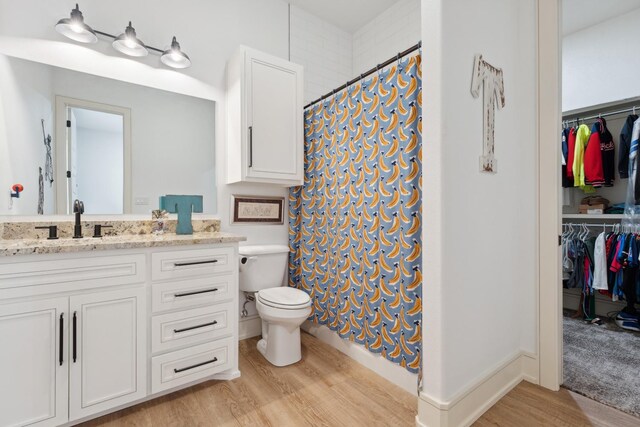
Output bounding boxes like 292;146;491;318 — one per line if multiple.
0;54;216;215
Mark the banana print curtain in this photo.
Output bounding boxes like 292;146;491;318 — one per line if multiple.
289;54;422;373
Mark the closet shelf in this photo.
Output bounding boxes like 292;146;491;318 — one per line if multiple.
562;213;625;220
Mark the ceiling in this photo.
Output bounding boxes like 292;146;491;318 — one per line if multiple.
72;108;123;134
562;0;640;35
287;0;402;33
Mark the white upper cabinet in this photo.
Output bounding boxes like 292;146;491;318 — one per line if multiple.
227;46;304;186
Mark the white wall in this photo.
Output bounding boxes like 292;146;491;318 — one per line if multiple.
75;127;124;214
353;0;421;74
563;7;640;111
289;5;352;105
290;0;422;106
422;0;537;408
0;55;55;215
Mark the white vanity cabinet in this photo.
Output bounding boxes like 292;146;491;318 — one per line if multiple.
226;45;304;186
0;241;240;427
68;288;146;420
0;298;68;427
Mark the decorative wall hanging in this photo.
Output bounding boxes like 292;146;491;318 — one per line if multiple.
37;167;44;215
232;195;284;224
41;119;54;186
471;54;505;173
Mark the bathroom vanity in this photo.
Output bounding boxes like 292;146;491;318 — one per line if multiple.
0;219;245;427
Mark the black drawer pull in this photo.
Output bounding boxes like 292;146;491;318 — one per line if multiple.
72;311;77;363
174;288;218;298
173;320;218;334
174;259;219;267
59;313;64;366
174;357;218;373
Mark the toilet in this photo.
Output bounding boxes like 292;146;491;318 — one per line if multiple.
238;245;311;366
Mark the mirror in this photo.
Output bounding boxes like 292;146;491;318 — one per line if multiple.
0;54;216;215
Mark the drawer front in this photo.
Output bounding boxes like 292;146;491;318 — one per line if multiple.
152;302;233;353
151;247;234;281
0;254;145;299
151;338;232;394
151;275;233;313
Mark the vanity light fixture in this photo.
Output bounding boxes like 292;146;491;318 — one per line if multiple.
160;37;191;69
54;5;191;69
112;22;148;57
55;4;98;44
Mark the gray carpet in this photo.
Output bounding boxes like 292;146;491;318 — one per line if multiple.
563;312;640;417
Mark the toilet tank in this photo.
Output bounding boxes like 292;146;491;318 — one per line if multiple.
238;245;290;292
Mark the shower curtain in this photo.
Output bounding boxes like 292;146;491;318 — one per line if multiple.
289;54;422;373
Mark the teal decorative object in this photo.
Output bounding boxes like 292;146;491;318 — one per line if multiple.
159;195;203;235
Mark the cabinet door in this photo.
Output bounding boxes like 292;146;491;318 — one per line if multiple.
0;298;68;427
69;288;146;421
245;50;303;183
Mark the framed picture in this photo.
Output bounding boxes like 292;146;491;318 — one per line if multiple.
231;195;285;224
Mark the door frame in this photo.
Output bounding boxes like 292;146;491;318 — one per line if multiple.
55;96;132;214
537;0;563;391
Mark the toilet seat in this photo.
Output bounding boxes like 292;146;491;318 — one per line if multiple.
257;287;311;310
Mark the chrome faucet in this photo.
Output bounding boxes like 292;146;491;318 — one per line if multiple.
73;199;84;238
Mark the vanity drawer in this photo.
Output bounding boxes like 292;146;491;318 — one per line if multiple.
151;247;234;281
151;275;232;313
0;254;145;299
151;338;232;393
151;302;233;353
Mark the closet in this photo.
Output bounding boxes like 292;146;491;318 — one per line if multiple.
561;100;640;321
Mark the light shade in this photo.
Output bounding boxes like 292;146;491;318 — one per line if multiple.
55;3;97;44
161;37;191;69
112;22;148;57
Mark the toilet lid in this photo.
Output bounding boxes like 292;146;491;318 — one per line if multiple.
258;287;311;308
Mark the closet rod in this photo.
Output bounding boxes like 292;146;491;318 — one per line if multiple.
563;222;619;228
563;106;638;124
303;41;422;110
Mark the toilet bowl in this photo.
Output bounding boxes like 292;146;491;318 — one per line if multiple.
239;245;311;366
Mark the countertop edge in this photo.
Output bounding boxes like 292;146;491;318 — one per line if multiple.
0;232;248;257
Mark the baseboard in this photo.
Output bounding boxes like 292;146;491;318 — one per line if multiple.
563;288;625;317
416;352;535;427
239;315;261;340
302;321;418;395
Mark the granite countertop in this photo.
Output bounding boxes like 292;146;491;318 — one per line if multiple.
0;231;246;257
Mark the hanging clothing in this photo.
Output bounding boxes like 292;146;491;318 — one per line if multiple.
630;118;640;204
567;127;576;180
583;121;605;187
561;128;573;188
618;114;638;179
289;54;423;373
592;232;608;290
573;124;594;193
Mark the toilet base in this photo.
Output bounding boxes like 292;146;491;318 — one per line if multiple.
257;322;302;367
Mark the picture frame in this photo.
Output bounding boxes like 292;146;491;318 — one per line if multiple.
231;195;285;224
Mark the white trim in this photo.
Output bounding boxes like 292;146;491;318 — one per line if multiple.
416;352;535;427
55;96;132;214
239;315;262;340
537;0;563;391
302;321;418;395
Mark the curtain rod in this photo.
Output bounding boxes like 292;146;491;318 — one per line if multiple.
563;106;638;124
303;41;422;110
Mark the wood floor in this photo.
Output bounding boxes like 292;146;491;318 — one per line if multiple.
81;333;639;427
80;333;417;427
477;381;640;427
